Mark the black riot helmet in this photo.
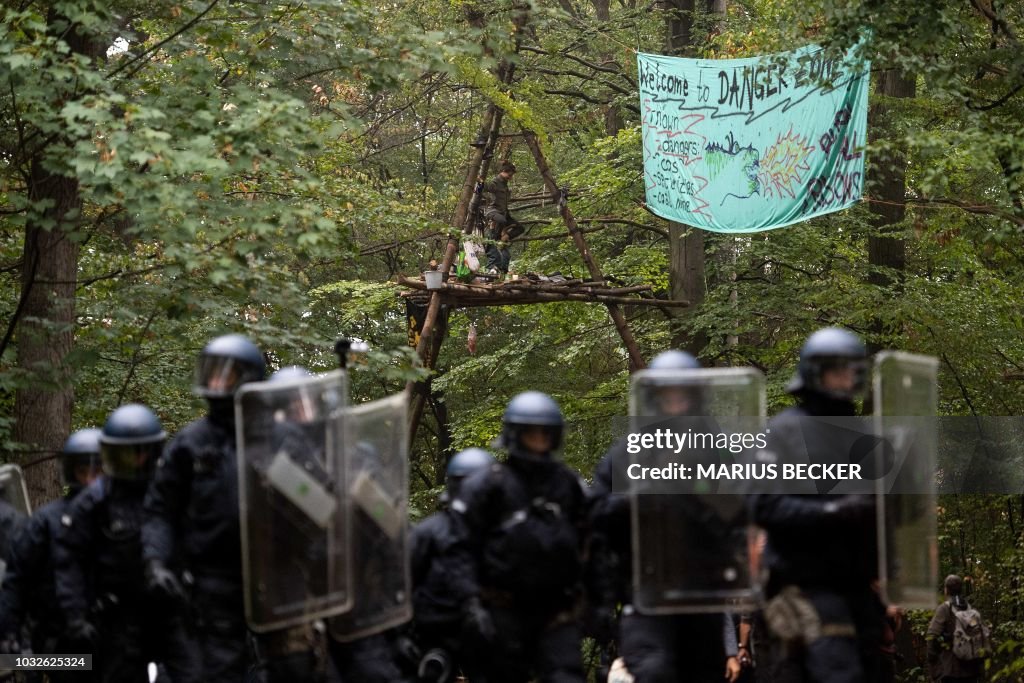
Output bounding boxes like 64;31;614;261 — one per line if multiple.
445;448;494;499
194;334;266;399
499;391;564;456
61;428;103;490
786;327;868;401
100;404;167;481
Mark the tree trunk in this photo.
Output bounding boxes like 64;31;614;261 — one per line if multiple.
590;0;624;135
669;224;708;354
15;159;82;506
867;70;915;345
664;0;723;355
12;11;100;505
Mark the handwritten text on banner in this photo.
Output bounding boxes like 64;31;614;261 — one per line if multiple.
639;46;869;233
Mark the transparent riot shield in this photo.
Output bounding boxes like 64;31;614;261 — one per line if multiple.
0;463;31;582
328;392;411;642
0;463;31;516
874;351;939;609
628;368;765;614
236;370;351;632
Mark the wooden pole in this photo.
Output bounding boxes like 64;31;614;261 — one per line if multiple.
407;105;508;448
521;131;646;371
397;277;689;309
407;38;521;448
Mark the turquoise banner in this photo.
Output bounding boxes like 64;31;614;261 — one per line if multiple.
639;45;869;232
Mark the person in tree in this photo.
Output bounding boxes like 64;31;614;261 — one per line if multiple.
481;160;524;275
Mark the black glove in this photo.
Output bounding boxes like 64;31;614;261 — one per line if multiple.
145;559;187;602
462;596;496;643
66;618;98;645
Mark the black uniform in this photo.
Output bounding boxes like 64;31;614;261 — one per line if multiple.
56;477;196;682
750;394;884;683
0;498;25;566
326;444;412;683
408;509;480;681
0;495;79;678
142;414;247;682
326;631;410;683
450;454;588;683
411;510;471;632
588;433;734;683
587;449;631;616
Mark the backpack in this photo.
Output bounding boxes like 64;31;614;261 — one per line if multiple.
950;602;992;661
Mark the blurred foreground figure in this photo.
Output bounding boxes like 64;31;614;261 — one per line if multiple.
590;350;752;682
750;327;882;683
0;432;101;678
143;334;266;681
56;404;197;682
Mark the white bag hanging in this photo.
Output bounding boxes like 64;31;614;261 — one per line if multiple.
462;239;481;272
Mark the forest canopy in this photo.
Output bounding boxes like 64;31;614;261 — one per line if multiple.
2;0;1024;677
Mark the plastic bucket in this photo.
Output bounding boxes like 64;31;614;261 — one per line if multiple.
424;270;444;289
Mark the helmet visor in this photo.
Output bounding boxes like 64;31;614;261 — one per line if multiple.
810;356;868;399
274;386;322;425
62;453;102;488
195;355;262;398
506;424;563;455
632;371;707;416
101;441;162;480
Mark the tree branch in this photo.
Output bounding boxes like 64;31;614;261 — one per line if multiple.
899;196;1024;227
527;66;633;96
109;0;222;81
543;89;614;106
523;44;638;87
116;309;159;405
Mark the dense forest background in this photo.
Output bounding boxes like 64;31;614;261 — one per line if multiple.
2;0;1024;679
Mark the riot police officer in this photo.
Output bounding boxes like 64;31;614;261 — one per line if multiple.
326;436;414;683
55;404;197;682
0;464;30;575
749;327;883;683
0;429;102;671
248;365;332;682
449;391;589;683
142;333;266;681
408;447;495;682
589;350;739;682
588;351;706;632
